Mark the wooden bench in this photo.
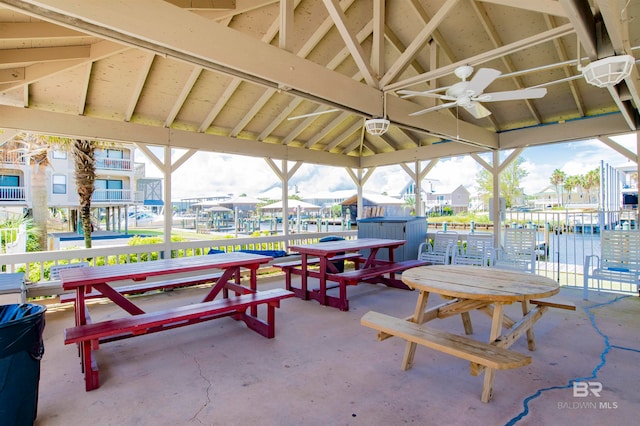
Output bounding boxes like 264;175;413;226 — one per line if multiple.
64;288;294;391
323;259;428;311
583;230;640;300
529;295;576;311
273;253;363;293
361;311;532;402
361;311;531;370
59;271;224;304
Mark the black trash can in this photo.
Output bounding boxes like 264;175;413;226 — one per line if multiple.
0;304;46;426
319;235;346;272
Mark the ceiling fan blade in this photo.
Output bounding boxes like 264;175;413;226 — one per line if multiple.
466;68;501;94
287;108;340;120
479;88;547;102
408;102;457;116
463;102;492;119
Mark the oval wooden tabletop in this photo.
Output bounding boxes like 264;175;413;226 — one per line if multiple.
401;265;559;302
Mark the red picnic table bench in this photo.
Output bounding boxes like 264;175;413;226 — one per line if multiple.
283;238;428;311
60;252;293;391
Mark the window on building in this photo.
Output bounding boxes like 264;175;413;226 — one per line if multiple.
95;179;123;200
52;174;67;194
96;149;126;169
0;175;19;187
96;149;124;159
0;175;21;199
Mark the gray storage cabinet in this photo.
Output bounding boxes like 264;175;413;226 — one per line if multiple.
0;273;26;305
357;217;427;261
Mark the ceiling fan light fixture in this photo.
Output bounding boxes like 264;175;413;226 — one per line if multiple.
365;118;390;135
581;55;635;88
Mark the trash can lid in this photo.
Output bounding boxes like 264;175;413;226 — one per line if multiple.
0;304;46;324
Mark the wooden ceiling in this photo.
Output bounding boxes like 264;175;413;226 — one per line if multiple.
1;0;638;169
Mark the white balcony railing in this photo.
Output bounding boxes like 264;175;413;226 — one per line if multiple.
95;157;133;171
0;186;26;200
0;151;27;165
92;189;133;203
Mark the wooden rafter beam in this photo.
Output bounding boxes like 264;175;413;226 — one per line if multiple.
544;14;585;117
0;22;84;38
0;40;129;92
380;0;460;87
0;46;90;65
371;0;385;79
477;0;567;17
322;0;377;87
470;0;543;124
165;0;237;9
558;0;597;60
124;52;154;122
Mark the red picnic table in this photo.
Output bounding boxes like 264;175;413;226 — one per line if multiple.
60;252;293;391
285;238;427;311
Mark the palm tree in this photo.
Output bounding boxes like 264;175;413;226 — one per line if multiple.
403;195;416;215
11;133;51;251
550;169;566;206
564;175;581;204
11;133;111;249
577;174;588;202
583;168;600;204
71;139;96;248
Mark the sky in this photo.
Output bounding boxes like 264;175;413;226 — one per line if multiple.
135;133;638;201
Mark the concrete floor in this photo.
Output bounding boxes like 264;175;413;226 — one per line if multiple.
33;274;639;426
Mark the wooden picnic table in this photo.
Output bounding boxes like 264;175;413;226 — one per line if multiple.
362;265;564;402
287;238;427;311
60;252;293;391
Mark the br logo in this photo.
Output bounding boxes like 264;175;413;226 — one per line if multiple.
573;381;602;397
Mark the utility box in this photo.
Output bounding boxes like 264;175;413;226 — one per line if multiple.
0;273;26;305
357;217;427;261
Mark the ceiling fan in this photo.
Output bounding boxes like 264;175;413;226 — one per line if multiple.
398;65;547;119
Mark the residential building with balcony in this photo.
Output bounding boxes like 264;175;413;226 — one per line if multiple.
0;141;163;228
423;185;470;215
0;142;28;206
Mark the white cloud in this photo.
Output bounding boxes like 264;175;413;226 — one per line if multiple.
521;159;550;194
135;133;638;200
429;156;482;192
